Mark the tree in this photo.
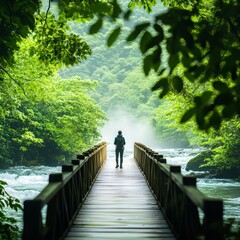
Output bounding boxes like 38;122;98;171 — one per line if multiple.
0;0;92;69
0;38;106;167
92;0;240;130
63;0;240;130
1;0;240;130
0;0;39;68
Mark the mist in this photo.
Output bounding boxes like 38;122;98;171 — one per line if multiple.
100;109;161;150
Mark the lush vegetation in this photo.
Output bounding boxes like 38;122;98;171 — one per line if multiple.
0;38;106;168
0;180;22;239
0;0;240;238
1;1;107;238
1;0;240;169
60;6;191;147
1;0;240;238
1;0;240;126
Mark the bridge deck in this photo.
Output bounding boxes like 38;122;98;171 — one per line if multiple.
65;155;176;240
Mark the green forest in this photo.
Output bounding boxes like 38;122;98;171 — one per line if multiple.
0;0;240;171
1;0;240;238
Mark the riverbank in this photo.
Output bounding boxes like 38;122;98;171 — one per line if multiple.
186;150;240;179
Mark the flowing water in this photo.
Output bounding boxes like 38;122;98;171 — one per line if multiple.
156;148;240;223
0;165;61;231
0;146;240;234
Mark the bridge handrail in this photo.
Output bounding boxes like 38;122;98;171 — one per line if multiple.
22;142;107;240
134;142;223;240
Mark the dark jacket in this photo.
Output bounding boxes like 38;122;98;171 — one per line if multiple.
114;135;126;149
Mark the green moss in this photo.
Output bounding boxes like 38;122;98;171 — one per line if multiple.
186;150;240;178
186;150;213;171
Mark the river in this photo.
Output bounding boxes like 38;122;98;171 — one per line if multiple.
157;148;240;223
0;146;240;233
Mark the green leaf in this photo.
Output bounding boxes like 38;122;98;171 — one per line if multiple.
140;31;152;54
89;17;103;34
214;93;234;105
212;81;229;92
126;22;150;41
172;76;183;93
107;27;121;47
152;47;161;65
146;36;160;50
166;37;180;55
222;104;236;119
168;54;179;72
151;78;168;91
180;108;195;123
209;111;221;130
159;85;169;98
201;91;213;103
194;96;202;105
124;10;132;20
0;180;7;185
143;54;152;76
154;24;164;42
196;110;206;130
112;1;122;18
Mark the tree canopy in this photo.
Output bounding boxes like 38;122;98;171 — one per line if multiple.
0;34;106;168
1;0;240;130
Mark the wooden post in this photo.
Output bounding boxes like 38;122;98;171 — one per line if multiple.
158;158;167;163
77;154;85;160
153;154;164;160
72;159;80;165
22;200;43;240
49;173;63;182
204;199;224;240
170;165;181;173
183;176;196;186
62;164;74;172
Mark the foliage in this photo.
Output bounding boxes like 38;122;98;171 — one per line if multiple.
0;180;22;240
1;0;240;169
0;38;106;167
86;0;240;130
1;0;240;130
0;0;39;67
32;12;92;66
60;8;195;147
152;76;240;170
0;0;92;69
201;118;240;170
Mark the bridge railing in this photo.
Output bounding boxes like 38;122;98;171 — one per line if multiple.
134;142;223;240
22;142;107;240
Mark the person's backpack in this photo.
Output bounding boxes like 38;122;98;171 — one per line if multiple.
116;136;124;148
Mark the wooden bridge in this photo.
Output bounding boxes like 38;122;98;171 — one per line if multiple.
22;142;224;240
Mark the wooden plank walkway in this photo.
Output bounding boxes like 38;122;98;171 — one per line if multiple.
65;155;176;240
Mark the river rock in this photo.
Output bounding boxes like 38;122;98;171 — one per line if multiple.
186;150;213;172
186;150;240;179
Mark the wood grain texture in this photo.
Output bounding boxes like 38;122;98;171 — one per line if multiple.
64;154;176;239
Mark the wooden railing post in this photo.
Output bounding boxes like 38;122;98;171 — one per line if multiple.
204;199;224;240
23;200;43;240
22;142;107;240
134;142;224;240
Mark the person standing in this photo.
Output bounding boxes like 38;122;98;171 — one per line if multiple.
114;130;126;168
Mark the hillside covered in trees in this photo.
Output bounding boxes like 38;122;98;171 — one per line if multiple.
0;0;240;173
